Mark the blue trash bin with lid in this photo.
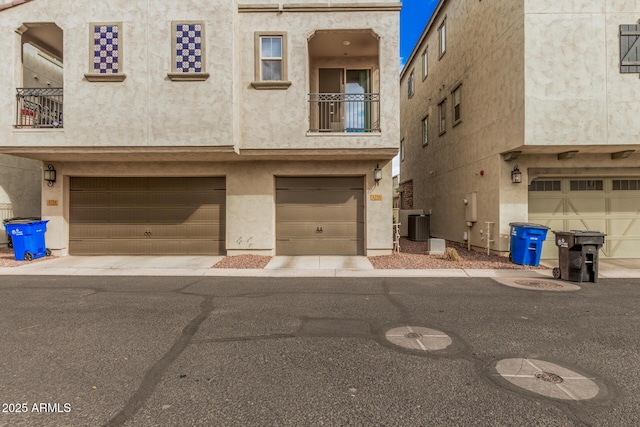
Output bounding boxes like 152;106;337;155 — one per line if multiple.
4;219;50;261
509;222;549;266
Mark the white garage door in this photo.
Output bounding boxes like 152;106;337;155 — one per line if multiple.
529;178;640;259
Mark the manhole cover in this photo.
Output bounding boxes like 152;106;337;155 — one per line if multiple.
535;371;564;383
514;280;563;289
495;358;599;400
385;326;452;352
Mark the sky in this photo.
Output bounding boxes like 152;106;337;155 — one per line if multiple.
393;0;439;177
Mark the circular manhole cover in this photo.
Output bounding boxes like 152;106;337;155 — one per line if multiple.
385;326;452;352
495;358;599;400
514;280;564;289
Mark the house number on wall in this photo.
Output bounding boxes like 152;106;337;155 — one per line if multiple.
370;194;383;201
46;200;58;206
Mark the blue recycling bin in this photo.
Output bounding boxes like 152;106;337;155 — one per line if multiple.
509;222;549;267
4;220;50;261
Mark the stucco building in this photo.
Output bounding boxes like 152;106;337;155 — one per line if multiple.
400;0;640;259
0;0;400;256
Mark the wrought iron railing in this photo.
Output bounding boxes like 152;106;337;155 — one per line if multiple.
309;93;380;132
15;88;63;128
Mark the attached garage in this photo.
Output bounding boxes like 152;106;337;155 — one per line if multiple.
69;177;225;255
528;177;640;259
276;177;364;255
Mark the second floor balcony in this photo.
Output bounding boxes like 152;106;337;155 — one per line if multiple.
309;92;380;133
16;88;64;128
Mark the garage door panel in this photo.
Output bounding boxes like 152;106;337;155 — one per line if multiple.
277;177;363;189
276;191;362;206
566;198;606;215
609;197;640;214
69;177;225;255
277;205;363;223
528;197;563;216
277;222;363;239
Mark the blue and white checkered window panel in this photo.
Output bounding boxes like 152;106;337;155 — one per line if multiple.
93;25;119;74
175;24;202;73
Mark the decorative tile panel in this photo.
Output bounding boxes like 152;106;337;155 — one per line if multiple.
175;23;203;73
93;24;120;74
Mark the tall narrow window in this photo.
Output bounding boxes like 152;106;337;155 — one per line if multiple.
252;32;290;89
85;23;126;81
168;21;209;81
438;19;446;58
408;69;415;98
401;139;405;161
439;100;446;134
421;48;428;79
452;85;462;124
422;116;429;146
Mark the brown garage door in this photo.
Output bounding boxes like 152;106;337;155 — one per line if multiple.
69;177;225;255
276;177;364;255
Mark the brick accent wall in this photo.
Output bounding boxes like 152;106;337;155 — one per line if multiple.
399;179;413;209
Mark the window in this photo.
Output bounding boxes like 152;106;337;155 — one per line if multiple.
85;23;126;82
620;25;640;74
408;69;415;98
438;19;446;58
613;179;640;191
438;99;446;134
252;32;290;89
168;21;209;81
421;48;428;79
422;116;429;146
400;139;405;161
570;180;603;191
529;180;561;192
452;85;461;124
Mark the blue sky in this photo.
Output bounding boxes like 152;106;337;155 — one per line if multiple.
400;0;439;68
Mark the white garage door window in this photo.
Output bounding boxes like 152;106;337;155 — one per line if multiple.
529;178;640;259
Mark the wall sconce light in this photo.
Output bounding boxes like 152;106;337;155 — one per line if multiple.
374;163;382;183
43;164;56;187
511;165;522;184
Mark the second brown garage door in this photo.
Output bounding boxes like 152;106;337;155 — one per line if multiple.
276;177;364;255
69;177;225;255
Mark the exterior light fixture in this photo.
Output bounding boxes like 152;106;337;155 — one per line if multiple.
44;164;56;187
511;165;522;184
374;163;382;183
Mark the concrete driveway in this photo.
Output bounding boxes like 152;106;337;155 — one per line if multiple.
0;275;638;426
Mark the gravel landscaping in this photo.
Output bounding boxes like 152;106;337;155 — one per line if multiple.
0;247;54;267
212;255;272;269
368;238;547;270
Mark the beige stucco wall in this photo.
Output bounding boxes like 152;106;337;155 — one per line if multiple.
0;0;235;149
0;154;41;244
524;0;640;147
42;160;393;256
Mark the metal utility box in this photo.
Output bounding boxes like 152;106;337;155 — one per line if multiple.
553;230;606;283
407;214;430;242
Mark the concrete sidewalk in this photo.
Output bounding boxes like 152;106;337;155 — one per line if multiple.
1;255;638;278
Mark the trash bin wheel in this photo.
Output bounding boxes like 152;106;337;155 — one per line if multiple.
508;253;512;262
552;267;561;279
45;248;52;257
7;241;12;249
24;252;33;261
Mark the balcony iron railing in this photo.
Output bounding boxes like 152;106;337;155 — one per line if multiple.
309;93;380;133
16;88;63;128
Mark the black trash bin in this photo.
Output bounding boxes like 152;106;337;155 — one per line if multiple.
3;217;41;248
552;230;606;283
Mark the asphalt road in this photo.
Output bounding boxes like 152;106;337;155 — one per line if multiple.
0;275;638;426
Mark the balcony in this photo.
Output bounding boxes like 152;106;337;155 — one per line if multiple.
15;88;63;128
308;92;380;132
